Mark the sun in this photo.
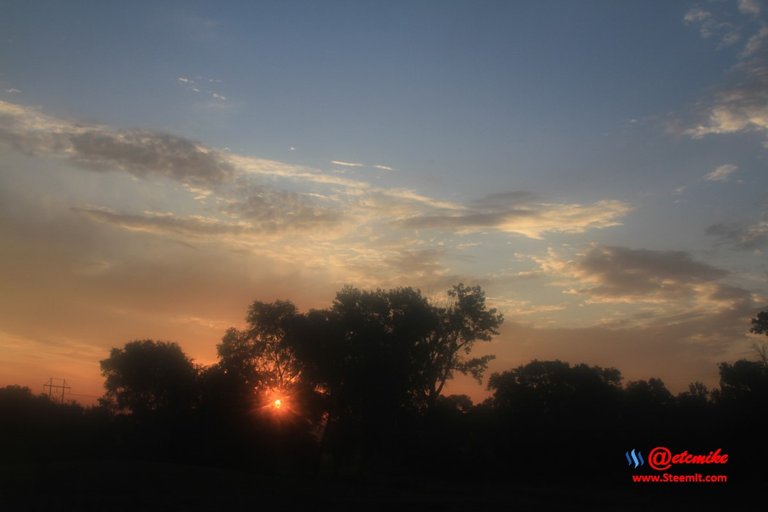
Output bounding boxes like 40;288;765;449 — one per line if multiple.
258;388;292;418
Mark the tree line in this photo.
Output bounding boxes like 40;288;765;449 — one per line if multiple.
1;283;767;486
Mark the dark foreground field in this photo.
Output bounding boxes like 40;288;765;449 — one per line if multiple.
0;460;761;511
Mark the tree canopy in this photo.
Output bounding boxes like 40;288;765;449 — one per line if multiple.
100;339;198;416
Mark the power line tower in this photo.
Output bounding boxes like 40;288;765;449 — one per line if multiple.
43;377;71;404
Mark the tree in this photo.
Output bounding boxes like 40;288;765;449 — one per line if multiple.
100;339;198;416
290;284;503;414
488;360;622;422
718;359;768;403
244;300;302;391
215;300;301;391
750;309;768;336
212;300;309;408
676;381;711;407
749;309;768;365
421;284;503;408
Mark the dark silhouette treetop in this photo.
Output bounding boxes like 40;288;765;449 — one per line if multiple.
424;283;503;407
750;310;768;336
288;283;502;415
718;359;768;403
488;360;622;422
100;339;198;416
216;300;301;394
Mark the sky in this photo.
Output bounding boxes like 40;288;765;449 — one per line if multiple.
1;0;767;404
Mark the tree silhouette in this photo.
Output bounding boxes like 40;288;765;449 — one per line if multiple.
750;309;768;336
676;381;711;407
422;284;503;409
749;309;768;364
290;286;435;463
488;360;622;424
718;360;768;403
100;339;198;416
624;377;674;409
289;284;502;415
246;300;303;389
212;301;303;404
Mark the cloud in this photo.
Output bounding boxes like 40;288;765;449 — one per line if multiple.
73;207;251;238
531;245;761;335
223;186;345;233
331;160;396;171
739;0;761;16
0;100;466;226
331;160;365;168
400;191;631;239
683;7;741;46
176;75;229;103
4;88;21;94
231;154;370;190
75;186;345;239
562;245;727;301
682;4;768;143
742;25;768;56
0;101;235;186
704;163;739;182
707;214;768;250
684;63;768;140
69;130;235;185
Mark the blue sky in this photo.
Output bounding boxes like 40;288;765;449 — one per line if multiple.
1;0;767;402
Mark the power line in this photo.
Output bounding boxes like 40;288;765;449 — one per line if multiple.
43;377;71;404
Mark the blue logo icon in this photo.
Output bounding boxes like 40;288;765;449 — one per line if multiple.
626;449;644;468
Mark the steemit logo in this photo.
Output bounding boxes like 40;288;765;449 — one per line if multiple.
626;449;645;469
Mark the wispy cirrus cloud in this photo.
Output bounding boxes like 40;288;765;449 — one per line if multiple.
400;191;631;239
739;0;762;16
707;207;768;251
683;7;741;47
0;98;639;307
704;163;739;182
73;207;250;238
331;160;365;168
176;75;228;104
332;159;395;171
682;3;768;144
1;100;630;246
0;101;234;186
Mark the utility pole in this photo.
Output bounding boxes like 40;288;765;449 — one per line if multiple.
43;377;71;404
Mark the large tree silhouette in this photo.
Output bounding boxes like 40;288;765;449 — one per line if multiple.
100;339;198;416
289;284;502;416
213;300;302;399
423;283;503;408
